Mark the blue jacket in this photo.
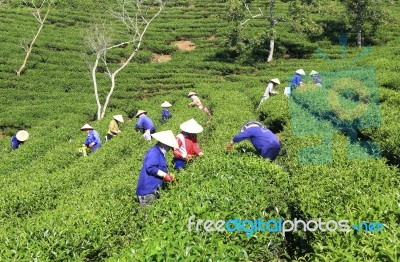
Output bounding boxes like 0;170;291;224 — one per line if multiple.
312;74;322;84
136;145;168;196
84;130;102;151
161;109;172;120
11;136;21;150
233;127;280;158
291;74;302;88
135;115;156;132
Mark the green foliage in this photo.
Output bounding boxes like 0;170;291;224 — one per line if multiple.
0;0;399;261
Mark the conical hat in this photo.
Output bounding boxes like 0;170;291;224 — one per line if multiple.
295;69;305;75
151;130;179;149
80;124;93;130
161;101;172;107
187;92;197;97
240;121;264;132
270;78;281;84
135;110;147;118
180;118;203;134
113;115;124;123
309;70;318;75
16;130;29;142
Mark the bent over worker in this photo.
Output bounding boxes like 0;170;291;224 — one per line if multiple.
136;130;179;207
187;92;212;121
106;114;124;141
227;121;280;161
81;124;102;152
134;110;156;141
173;119;204;170
258;78;280;108
11;130;29;150
161;101;172;124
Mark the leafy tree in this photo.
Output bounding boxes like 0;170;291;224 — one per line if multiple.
339;0;393;47
223;0;284;62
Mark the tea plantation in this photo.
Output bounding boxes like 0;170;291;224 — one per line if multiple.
0;0;399;261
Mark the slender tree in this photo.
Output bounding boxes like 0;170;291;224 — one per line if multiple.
85;0;167;120
16;0;51;76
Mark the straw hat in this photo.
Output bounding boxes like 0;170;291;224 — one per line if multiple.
113;115;124;123
270;78;281;85
135;110;147;118
151;130;179;149
80;124;93;130
16;130;29;142
180;118;203;134
309;70;318;76
161;101;172;107
187;92;197;97
295;69;305;75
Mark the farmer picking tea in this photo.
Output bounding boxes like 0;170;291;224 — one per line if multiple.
290;69;305;91
134;110;156;141
136;130;179;208
160;101;172;123
81;124;102;152
227;121;281;161
187;92;211;120
258;78;280;108
309;70;323;87
173;118;204;170
106;114;124;141
11;130;29;150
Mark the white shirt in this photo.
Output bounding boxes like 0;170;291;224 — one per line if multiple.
263;82;277;98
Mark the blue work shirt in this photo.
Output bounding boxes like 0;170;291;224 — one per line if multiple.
233;127;280;159
291;74;302;88
161;109;172;120
11;136;21;150
84;130;102;151
136;145;168;196
135;115;156;132
312;74;322;85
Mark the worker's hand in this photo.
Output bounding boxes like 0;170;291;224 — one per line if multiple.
163;174;174;182
226;143;233;151
88;143;93;148
198;152;204;157
186;154;194;161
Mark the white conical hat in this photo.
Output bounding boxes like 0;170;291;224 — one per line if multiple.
80;124;93;130
187;92;197;97
309;70;318;75
135;110;147;118
113;115;124;123
270;78;281;84
151;130;179;149
180;118;203;134
16;130;29;142
161;101;172;107
295;69;305;75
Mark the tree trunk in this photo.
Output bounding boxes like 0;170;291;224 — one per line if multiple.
267;0;276;63
92;54;102;120
356;0;362;48
267;39;274;63
16;7;50;76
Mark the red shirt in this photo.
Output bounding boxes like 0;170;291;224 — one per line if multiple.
173;133;202;159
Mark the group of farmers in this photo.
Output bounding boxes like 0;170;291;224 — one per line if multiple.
258;68;323;107
11;71;321;206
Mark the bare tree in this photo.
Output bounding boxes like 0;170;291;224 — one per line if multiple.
85;0;167;120
16;0;51;76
